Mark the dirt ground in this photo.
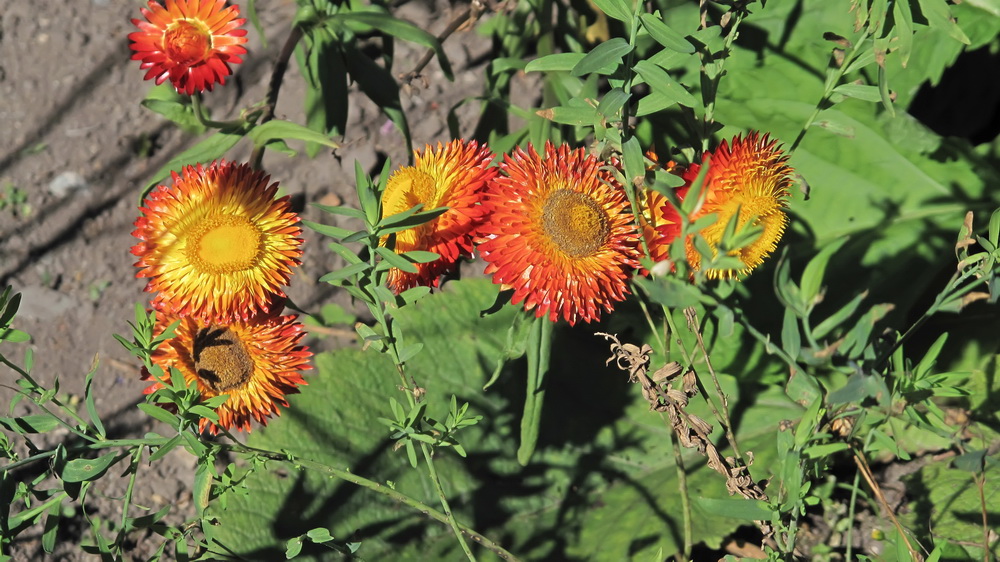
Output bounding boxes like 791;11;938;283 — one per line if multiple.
0;0;500;557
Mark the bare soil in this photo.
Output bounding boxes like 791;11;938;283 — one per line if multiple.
0;0;500;558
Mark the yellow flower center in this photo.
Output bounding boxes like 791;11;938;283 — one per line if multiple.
542;189;610;258
186;214;263;274
192;326;254;393
381;168;437;249
699;187;787;278
163;19;212;66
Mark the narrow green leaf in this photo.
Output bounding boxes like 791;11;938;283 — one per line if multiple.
812;291;867;341
802;442;850;459
42;500;61;553
518;318;552;466
311;204;366;220
695;498;773;521
137;403;180;427
571;38;633;76
917;0;971;44
0;415;61;434
622;136;645;189
633;60;697;110
800;237;848;307
590;0;633;22
248;119;340;152
832;83;882;102
914;333;948;380
893;0;914;67
877;65;894;116
596;88;631;119
318;262;371;284
537;105;599;126
303;219;353;240
61;452;120;483
375;246;419;273
781;308;801;360
83;355;105;438
524;53;586;73
639;13;695;53
142;130;243;199
331;13;453;79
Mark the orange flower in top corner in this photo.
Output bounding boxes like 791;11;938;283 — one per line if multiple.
145;311;311;434
132;161;303;324
656;132;793;279
129;0;248;95
379;140;497;294
477;142;641;326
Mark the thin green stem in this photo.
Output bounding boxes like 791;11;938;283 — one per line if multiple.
663;415;692;560
845;458;862;562
190;93;244;130
249;24;304;169
789;31;870;154
422;444;476;561
1;437;171;473
699;11;746;153
114;447;144;552
684;308;743;461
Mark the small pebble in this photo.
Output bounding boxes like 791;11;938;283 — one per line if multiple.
48;171;88;197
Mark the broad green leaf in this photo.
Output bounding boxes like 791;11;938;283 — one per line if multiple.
917;0;971;45
898;459;999;560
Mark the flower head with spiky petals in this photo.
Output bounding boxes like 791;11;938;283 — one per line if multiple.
132;161;303;324
637;151;683;265
477;142;640;325
656;132;792;279
144;311;311;434
380;140;497;293
129;0;248;95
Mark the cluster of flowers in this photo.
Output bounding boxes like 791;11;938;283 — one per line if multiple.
132;162;311;434
125;0;793;432
384;136;793;326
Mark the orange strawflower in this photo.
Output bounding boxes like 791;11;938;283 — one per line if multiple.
380;140;497;293
145;312;311;434
478;142;640;325
657;132;792;279
637;151;682;264
129;0;248;95
132;161;303;324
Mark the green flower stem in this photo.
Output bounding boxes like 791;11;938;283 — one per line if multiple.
249;23;304;170
789;29;871;154
0;437;172;473
422;443;476;561
224;441;518;561
189;93;245;130
684;308;743;461
664;414;692;560
517;315;552;466
699;11;746;153
114;447;144;552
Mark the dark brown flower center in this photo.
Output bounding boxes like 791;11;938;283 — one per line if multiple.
542;189;610;257
192;326;254;393
163;20;212;65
